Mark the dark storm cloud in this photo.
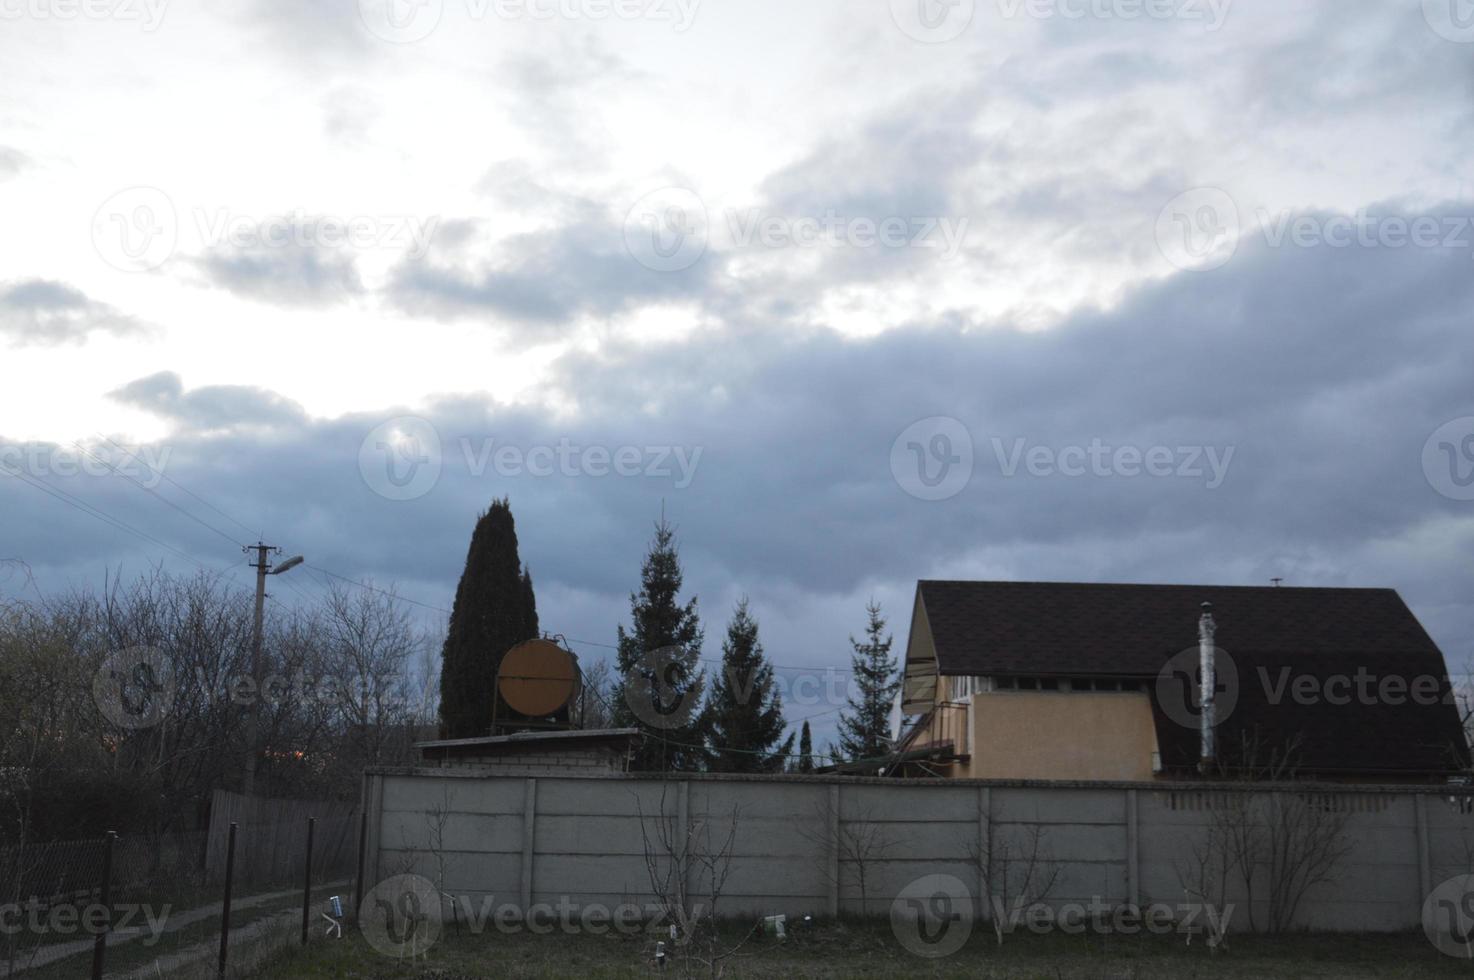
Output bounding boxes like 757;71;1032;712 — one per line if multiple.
0;279;148;346
6;207;1474;685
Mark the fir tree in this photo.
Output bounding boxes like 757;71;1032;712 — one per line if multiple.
611;519;706;771
795;721;815;774
703;599;795;773
438;499;539;738
836;600;900;766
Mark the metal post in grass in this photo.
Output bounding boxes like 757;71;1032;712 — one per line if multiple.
301;817;316;945
90;831;116;980
217;822;238;979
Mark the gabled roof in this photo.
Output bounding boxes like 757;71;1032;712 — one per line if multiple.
917;580;1441;677
913;580;1470;777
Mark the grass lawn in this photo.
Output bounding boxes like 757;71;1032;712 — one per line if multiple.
252;919;1474;979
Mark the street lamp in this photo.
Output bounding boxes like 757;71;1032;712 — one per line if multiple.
243;545;304;797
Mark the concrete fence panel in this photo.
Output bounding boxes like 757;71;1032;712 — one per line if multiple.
361;768;1474;932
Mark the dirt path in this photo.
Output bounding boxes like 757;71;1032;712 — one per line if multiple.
1;880;348;978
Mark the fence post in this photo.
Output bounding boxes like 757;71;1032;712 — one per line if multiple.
827;783;840;918
354;810;367;919
1415;793;1431;905
520;778;537;914
90;831;116;980
1126;789;1140;911
302;817;316;945
977;787;989;923
217;822;238;979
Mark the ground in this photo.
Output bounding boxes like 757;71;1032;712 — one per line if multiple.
253;920;1474;979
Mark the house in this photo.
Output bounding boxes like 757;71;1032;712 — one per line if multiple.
893;580;1470;783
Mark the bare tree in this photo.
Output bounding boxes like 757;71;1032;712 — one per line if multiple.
0;565;441;841
797;796;897;917
423;784;459;931
1178;734;1355;935
963;815;1061;945
580;657;616;729
1173;793;1241;951
635;784;756;979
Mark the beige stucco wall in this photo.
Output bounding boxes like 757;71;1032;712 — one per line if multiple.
963;690;1160;781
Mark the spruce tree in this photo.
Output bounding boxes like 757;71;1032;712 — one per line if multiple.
438;499;539;738
836;600;900;765
796;720;815;774
702;599;795;773
611;519;706;771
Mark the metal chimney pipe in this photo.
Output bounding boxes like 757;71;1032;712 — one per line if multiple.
1198;602;1217;770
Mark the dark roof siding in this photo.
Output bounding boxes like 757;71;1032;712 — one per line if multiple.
918;580;1441;676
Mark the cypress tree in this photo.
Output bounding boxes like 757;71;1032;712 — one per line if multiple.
796;721;815;774
438;498;539;738
836;600;900;765
611;519;706;771
703;599;795;773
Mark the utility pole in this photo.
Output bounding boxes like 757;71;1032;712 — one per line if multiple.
242;543;278;798
240;544;306;798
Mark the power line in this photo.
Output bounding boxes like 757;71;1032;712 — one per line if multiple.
305;564;453;615
96;433;261;540
561;635;854;674
71;441;246;550
0;461;225;573
85;437;334;611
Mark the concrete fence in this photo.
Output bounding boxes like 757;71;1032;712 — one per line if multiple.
359;767;1474;932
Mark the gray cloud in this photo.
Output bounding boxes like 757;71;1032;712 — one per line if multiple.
188;219;366;308
109;371;308;431
386;202;712;330
9;208;1474;676
0;280;148;347
0;147;28;181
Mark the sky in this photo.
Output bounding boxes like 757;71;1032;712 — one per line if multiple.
2;0;1474;749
